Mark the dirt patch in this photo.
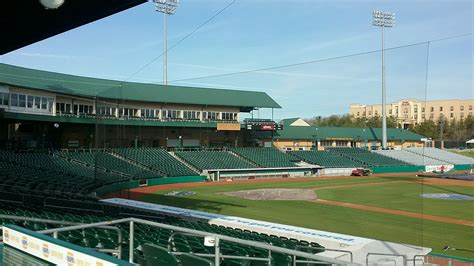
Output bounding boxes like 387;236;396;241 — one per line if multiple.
220;189;317;201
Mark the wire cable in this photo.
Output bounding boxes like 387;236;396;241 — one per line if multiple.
169;33;473;83
122;0;236;83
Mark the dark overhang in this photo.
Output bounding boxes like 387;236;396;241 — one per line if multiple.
0;0;147;55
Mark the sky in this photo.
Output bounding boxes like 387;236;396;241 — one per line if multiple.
1;0;472;120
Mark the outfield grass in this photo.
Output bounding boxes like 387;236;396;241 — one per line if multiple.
316;182;474;220
140;176;474;258
452;150;474;158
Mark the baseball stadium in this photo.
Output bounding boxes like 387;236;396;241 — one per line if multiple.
0;1;473;266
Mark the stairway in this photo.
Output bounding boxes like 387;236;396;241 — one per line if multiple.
168;151;201;174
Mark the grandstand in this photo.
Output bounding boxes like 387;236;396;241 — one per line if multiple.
290;150;365;168
405;147;474;165
60;150;164;179
0;200;325;265
328;147;411;167
0;150;126;199
231;147;297;168
373;149;448;166
113;148;197;176
176;150;257;171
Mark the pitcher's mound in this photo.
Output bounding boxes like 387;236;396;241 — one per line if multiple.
220;189;317;201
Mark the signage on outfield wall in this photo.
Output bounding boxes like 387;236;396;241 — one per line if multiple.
3;224;131;266
425;164;454;173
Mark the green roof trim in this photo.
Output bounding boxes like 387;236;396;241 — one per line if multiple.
0;63;281;110
0;111;246;129
257;125;424;141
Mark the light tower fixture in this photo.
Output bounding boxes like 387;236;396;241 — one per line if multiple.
40;0;65;9
153;0;179;86
372;10;395;150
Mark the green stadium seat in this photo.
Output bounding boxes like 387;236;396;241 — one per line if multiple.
180;253;215;266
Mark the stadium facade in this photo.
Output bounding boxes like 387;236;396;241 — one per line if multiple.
0;63;280;149
0;64;427;151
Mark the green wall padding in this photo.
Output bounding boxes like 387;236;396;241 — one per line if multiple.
371;165;424;174
94;176;206;197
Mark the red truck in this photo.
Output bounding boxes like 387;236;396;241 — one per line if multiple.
351;168;371;176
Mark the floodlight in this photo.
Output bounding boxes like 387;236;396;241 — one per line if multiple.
40;0;65;9
372;10;395;150
153;0;179;85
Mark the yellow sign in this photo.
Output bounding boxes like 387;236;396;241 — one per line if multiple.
217;123;240;131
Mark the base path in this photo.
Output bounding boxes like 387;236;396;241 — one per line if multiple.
313;199;474;227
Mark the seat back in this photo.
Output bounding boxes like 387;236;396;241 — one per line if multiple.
143;243;180;266
180;253;215;266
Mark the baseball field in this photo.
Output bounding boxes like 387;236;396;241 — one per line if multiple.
120;175;474;258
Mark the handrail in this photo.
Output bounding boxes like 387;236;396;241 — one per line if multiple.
366;252;407;266
38;217;359;265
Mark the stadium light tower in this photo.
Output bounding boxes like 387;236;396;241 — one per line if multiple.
372;10;395;150
154;0;179;85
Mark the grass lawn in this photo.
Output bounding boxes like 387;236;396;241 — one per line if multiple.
452;150;474;158
140;176;474;258
316;182;474;220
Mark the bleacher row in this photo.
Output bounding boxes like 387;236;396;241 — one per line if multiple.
0;201;324;266
374;148;474;166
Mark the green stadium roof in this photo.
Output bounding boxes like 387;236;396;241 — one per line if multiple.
257;125;424;141
0;63;281;111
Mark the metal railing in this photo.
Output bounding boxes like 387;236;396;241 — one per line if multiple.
366;252;407;266
0;214;123;258
36;217;360;265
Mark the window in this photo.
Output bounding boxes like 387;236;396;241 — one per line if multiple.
41;97;47;109
320;141;332;147
0;92;9;106
450;106;454;111
422;107;425;112
460;106;464;111
164;109;180;119
48;98;54;112
357;112;360;116
27;96;33;108
183;110;200;120
414;105;418;113
470;105;473;111
439;106;443;111
10;93;18;107
18;94;26;107
388;109;392;115
450;113;454;118
221;112;237;120
430;107;434;112
460;113;464;118
374;110;378;116
34;96;41;109
203;111;217;120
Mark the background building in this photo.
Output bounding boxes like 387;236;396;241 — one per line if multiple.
255;118;425;150
350;99;474;128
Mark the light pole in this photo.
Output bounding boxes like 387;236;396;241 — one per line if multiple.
372;10;395;150
154;0;179;85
